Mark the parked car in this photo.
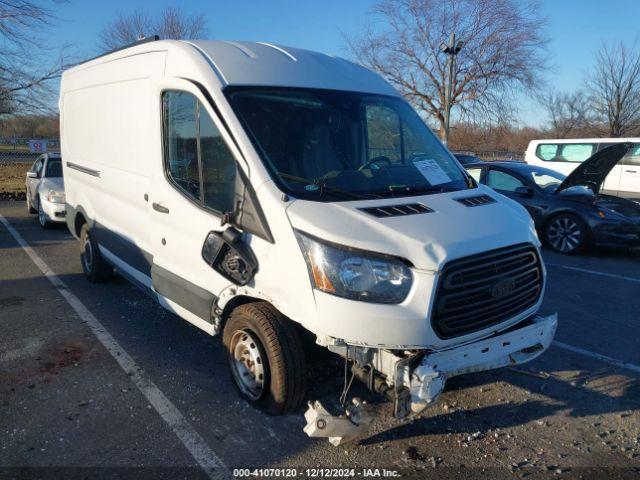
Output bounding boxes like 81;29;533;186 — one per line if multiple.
60;38;557;440
466;143;640;254
525;138;640;200
454;153;482;165
25;152;66;228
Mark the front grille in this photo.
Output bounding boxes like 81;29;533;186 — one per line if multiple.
431;243;543;339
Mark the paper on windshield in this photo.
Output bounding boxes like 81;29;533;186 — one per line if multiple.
412;158;451;185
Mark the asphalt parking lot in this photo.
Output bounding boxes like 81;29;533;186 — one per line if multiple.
0;200;639;479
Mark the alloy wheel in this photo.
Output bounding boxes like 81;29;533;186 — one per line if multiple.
547;217;582;253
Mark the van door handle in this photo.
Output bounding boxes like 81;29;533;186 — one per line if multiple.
152;202;170;214
625;169;637;173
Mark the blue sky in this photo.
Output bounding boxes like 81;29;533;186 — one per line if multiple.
49;0;640;127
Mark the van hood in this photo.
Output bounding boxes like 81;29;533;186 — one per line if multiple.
285;185;538;271
555;142;631;195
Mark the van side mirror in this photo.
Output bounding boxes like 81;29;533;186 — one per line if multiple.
27;171;38;178
515;186;534;197
201;227;258;286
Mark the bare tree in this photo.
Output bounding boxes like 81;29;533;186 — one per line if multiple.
541;91;589;138
0;0;69;116
98;10;154;51
159;6;207;40
99;6;208;51
347;0;548;139
586;41;640;137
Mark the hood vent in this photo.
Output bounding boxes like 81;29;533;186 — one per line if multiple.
455;194;496;207
359;203;433;218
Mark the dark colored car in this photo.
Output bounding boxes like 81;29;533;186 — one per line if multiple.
454;153;482;165
465;143;640;254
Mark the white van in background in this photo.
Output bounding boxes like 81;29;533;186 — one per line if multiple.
60;38;557;442
525;138;640;199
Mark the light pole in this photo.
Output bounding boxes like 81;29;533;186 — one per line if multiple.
439;33;463;146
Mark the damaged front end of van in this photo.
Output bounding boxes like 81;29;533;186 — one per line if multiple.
284;193;558;445
305;313;557;445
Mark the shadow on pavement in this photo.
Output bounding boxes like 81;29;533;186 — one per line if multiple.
362;365;639;445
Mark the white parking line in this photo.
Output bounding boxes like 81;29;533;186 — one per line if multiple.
0;214;229;480
545;262;640;283
553;341;640;374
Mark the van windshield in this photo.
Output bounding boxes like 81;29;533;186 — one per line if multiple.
227;88;471;200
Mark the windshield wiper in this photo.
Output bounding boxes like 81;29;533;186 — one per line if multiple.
278;172;378;200
374;185;461;197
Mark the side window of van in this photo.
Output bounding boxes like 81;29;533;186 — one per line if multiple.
163;91;237;214
536;144;558;161
560;143;595;162
623;143;640;166
199;107;237;213
535;143;596;162
164;92;200;199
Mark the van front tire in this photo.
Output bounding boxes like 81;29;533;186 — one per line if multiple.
223;302;306;415
79;224;113;282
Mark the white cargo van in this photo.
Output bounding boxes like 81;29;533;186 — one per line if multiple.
60;38;557;439
525;138;640;199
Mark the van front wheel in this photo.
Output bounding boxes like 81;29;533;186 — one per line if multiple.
79;224;113;282
223;302;306;415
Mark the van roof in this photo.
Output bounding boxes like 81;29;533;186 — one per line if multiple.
67;39;399;97
187;40;399;96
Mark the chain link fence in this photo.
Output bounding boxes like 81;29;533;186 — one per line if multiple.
0;137;60;164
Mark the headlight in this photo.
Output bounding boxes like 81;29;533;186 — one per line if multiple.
47;191;66;203
295;231;413;304
597;207;627;220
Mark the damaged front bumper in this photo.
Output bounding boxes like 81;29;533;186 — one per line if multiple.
306;313;557;444
409;312;557;413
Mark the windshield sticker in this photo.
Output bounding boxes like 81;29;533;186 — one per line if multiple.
304;184;320;191
412;158;451;185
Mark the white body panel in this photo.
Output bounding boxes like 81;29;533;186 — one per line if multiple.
524;138;640;195
619;158;640;196
60;39;549;354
